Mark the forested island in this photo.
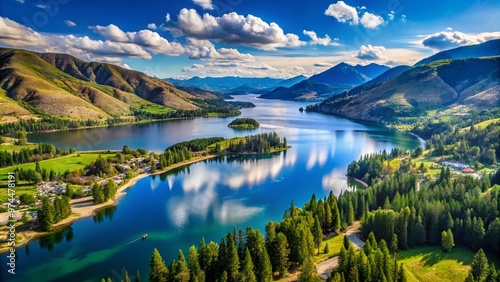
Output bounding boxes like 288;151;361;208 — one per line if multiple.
228;118;260;129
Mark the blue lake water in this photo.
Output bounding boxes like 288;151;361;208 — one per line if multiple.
2;95;421;281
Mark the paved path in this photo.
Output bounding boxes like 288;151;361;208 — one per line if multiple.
316;256;338;280
315;221;365;281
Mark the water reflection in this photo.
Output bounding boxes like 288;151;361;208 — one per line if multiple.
322;168;352;195
38;226;74;252
306;144;328;170
93;206;117;223
165;152;296;229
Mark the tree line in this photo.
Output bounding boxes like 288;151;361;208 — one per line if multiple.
0;142;71;168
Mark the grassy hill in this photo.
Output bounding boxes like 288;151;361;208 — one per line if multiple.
310;57;500;126
0;48;201;122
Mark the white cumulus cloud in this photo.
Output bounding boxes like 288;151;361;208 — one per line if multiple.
90;24;185;56
193;0;214;10
325;2;384;29
303;30;340;46
169;8;305;50
325;1;359;25
356;44;387;60
147;23;157;30
360;12;384;29
422;30;500;51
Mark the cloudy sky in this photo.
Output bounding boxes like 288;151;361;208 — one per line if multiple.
1;0;499;78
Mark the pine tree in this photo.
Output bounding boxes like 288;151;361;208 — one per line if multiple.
470;249;489;282
343;235;352;250
188;245;204;282
38;197;54;231
471;217;486;250
174;250;190;282
298;257;321;282
274;232;290;277
323;242;329;254
312;216;323;254
390;234;398;256
238;248;257;282
149;248;168;282
441;229;455;252
225;233;239;282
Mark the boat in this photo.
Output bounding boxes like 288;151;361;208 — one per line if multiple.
142;234;148;239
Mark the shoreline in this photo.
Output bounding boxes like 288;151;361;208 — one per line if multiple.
0;153;220;253
0;147;290;253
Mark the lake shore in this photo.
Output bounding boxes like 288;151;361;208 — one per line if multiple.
0;153;220;253
0;147;291;253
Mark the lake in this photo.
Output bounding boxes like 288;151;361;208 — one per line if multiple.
1;95;421;282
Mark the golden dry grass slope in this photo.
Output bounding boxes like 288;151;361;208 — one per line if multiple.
0;48;199;121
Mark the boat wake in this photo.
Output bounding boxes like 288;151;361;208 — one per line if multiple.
124;238;142;246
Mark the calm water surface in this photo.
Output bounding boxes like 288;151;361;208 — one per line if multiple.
2;95;421;282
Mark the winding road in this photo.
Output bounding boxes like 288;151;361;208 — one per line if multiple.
316;221;365;280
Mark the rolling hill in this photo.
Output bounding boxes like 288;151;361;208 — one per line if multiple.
310;57;500;124
414;39;500;66
0;48;202;122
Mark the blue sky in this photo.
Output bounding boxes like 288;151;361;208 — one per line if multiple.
1;0;499;78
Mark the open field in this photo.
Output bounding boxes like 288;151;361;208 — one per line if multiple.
313;234;345;263
397;246;500;282
0;153;117;177
0;142;38;152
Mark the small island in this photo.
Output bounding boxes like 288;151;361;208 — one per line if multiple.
228;118;260;129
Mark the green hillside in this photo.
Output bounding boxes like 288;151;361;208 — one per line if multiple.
0;48;201;123
309;57;500;127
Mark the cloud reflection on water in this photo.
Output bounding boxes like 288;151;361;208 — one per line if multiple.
166;152;296;229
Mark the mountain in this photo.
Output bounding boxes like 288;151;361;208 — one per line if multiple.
259;80;350;100
0;48;202;122
415;39;500;66
166;76;284;92
364;65;411;86
311;57;500;124
274;75;307;88
308;63;390;85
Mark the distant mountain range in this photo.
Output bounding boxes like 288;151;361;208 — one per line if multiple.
166;76;284;92
0;48;222;122
310;56;500;124
308;63;389;85
259;63;391;101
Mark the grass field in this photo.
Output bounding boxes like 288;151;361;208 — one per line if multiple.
313;234;345;263
397;246;500;282
0;153;117;177
0;143;38;152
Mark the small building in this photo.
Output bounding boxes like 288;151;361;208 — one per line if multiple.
462;168;476;174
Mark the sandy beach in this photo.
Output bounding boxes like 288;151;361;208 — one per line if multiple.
0;154;218;253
